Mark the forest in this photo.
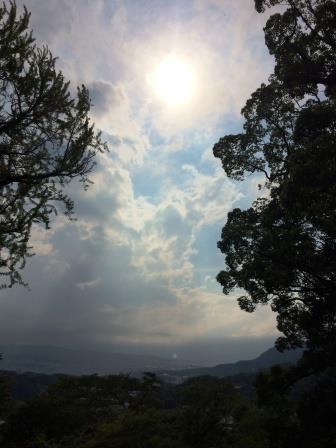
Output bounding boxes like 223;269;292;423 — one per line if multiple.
0;365;334;448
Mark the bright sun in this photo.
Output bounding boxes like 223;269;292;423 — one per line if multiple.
151;56;195;107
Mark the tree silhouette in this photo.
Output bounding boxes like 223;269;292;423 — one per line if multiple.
0;1;106;288
214;0;336;357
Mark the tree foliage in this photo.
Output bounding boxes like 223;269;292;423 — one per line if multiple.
0;373;249;448
3;369;334;448
213;0;336;355
0;1;106;288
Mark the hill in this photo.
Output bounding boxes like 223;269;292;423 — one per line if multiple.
159;347;303;383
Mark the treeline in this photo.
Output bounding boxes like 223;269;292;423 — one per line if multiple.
0;364;335;447
0;370;61;401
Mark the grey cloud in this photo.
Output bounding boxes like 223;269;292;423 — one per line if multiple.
0;217;178;349
88;80;127;118
0;0;278;361
156;206;188;238
16;0;75;44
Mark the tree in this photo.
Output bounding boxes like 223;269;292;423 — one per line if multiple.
179;377;241;448
0;1;106;288
213;0;336;358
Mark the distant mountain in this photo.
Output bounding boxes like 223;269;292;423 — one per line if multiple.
159;347;303;382
0;345;303;379
0;345;196;375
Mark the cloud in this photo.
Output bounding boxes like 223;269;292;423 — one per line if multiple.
17;0;75;43
77;278;101;290
0;0;279;359
89;80;127;118
19;0;274;138
106;0;274;138
0;151;271;350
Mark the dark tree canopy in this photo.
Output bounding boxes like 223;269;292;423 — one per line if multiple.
214;0;336;356
0;2;106;287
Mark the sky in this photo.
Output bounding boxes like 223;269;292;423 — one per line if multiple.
0;0;280;365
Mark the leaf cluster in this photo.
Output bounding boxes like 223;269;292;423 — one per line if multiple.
0;1;107;287
214;0;336;354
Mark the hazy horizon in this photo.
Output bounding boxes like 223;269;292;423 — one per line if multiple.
0;336;277;367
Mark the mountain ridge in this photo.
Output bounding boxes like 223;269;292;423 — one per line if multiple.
0;344;303;378
158;347;303;382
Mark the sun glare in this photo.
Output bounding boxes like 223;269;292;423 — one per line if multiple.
151;56;195;107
